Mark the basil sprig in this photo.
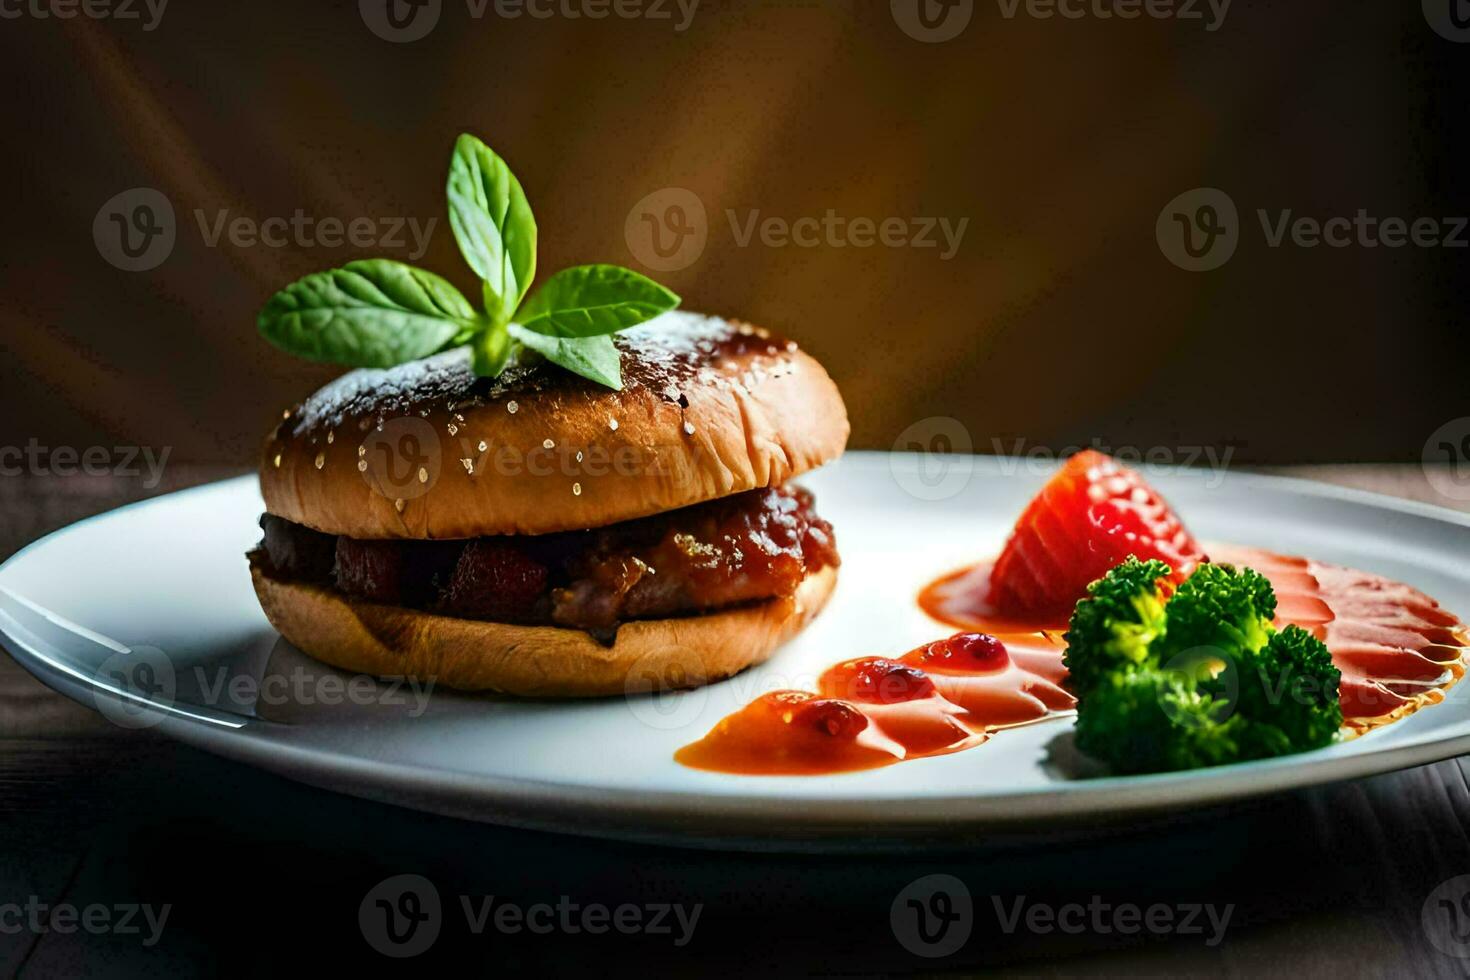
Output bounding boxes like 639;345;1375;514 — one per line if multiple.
257;134;680;389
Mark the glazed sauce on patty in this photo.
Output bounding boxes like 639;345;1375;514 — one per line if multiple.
253;485;838;634
677;546;1468;775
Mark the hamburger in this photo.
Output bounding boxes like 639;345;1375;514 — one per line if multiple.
249;312;848;697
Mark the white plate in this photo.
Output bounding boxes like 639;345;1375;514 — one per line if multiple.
4;454;1470;850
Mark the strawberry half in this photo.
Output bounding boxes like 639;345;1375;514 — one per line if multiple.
987;450;1205;618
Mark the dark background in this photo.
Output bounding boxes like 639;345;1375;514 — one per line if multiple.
2;0;1467;467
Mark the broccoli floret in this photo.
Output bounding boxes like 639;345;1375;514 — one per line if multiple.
1073;668;1247;774
1065;560;1344;774
1233;625;1342;751
1154;562;1276;667
1062;557;1173;698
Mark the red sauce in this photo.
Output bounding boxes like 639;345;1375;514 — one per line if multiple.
673;691;920;776
674;633;1075;776
918;559;1071;636
677;546;1468;775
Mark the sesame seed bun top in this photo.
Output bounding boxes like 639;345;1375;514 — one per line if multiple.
259;312;850;539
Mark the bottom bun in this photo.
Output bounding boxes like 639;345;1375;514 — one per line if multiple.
250;564;837;698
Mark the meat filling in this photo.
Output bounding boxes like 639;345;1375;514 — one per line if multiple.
252;486;838;633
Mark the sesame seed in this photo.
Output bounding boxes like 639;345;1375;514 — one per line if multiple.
454;413;465;422
326;431;335;444
448;424;459;436
576;451;584;463
273;453;282;468
543;439;555;450
507;401;519;414
608;419;619;431
281;409;291;419
572;483;582;496
394;499;405;513
683;422;695;435
357;460;368;472
358;445;366;457
460;458;474;475
478;440;488;452
314;453;325;470
417;467;429;484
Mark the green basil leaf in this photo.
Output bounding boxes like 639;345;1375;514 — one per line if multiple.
447;134;537;324
257;259;478;368
508;323;622;390
516;264;681;337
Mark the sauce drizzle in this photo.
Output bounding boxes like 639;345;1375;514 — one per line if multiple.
675;632;1075;775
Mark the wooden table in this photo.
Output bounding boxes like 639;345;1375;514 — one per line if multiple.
2;466;1468;976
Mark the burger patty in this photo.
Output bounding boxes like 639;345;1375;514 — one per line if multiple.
251;485;838;634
